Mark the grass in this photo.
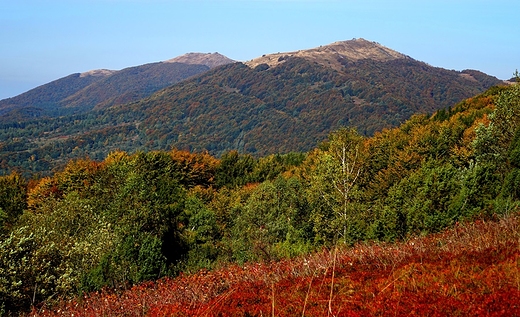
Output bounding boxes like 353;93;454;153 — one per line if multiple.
29;213;520;316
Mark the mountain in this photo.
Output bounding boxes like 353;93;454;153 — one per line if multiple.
60;62;211;111
165;52;235;68
92;39;501;153
0;53;235;121
0;39;504;176
0;72;110;119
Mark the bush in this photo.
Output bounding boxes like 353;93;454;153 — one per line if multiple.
231;177;312;262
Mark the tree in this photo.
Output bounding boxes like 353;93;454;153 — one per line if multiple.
231;176;311;262
473;83;520;168
305;128;367;244
215;150;256;188
0;173;27;234
179;194;220;272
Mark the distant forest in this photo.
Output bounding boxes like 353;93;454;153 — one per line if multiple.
0;57;502;177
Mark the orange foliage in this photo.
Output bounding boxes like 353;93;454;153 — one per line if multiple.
168;149;218;187
26;177;59;212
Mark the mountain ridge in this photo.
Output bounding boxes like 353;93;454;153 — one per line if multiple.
0;39;505;175
0;53;236;120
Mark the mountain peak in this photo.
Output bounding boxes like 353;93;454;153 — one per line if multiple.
79;69;117;78
245;38;409;70
319;38;408;61
164;52;235;69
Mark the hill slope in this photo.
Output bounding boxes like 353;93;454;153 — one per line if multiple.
0;72;109;119
0;53;235;121
91;39;502;153
3;83;520;315
32;213;520;316
60;62;212;111
0;39;504;175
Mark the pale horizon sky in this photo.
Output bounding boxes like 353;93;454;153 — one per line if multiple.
1;0;518;100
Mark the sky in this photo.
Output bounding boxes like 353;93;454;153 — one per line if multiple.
1;0;518;100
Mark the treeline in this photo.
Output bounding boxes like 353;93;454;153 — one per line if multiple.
1;83;519;314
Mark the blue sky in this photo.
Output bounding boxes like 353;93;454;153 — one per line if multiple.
1;0;518;100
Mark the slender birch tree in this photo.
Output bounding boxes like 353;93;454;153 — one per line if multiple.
307;127;366;244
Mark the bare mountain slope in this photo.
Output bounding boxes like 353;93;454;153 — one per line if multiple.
165;52;236;69
246;38;408;71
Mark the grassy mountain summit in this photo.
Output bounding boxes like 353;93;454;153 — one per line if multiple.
246;38;408;70
165;52;236;68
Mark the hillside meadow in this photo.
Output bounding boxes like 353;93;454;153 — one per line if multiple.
1;82;519;315
30;212;520;316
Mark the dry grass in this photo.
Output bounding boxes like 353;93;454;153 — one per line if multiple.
30;213;520;316
245;38;407;71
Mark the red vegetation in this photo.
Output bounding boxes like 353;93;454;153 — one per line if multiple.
31;215;520;316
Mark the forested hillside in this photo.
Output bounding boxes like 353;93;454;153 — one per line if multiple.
1;82;519;315
0;40;503;177
0;72;108;119
58;62;211;111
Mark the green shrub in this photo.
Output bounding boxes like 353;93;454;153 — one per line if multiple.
0;173;27;235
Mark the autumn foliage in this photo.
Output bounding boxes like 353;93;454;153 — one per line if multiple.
2;83;520;315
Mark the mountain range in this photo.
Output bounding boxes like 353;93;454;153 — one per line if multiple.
0;38;505;176
0;52;234;120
